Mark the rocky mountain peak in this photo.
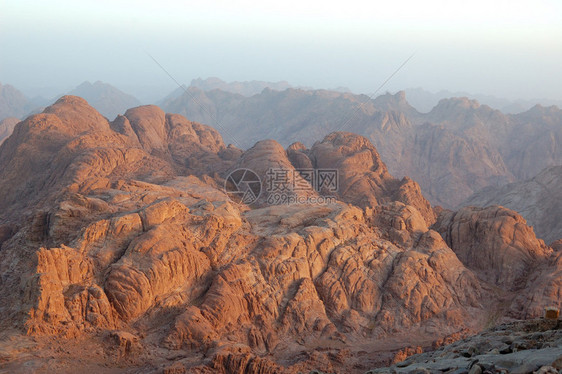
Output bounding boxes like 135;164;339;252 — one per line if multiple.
43;95;112;134
434;96;481;111
372;90;418;116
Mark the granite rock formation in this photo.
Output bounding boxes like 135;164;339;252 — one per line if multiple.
0;96;560;373
465;165;562;244
367;319;562;373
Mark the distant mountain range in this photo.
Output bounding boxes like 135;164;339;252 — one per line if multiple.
404;87;562;114
179;78;562;114
4;78;561;120
2;79;561;212
67;81;141;119
190;77;294;96
0;83;36;120
161;77;351;103
160;87;562;209
0;81;141;121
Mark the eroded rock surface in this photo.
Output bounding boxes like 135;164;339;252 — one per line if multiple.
0;97;560;373
464;165;562;244
367;319;562;374
434;206;561;318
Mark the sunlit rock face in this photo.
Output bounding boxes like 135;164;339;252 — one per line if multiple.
0;97;559;373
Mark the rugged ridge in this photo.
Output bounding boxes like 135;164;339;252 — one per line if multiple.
0;96;560;373
434;205;561;318
464;165;562;244
161;87;562;209
190;77;293;97
288;132;436;225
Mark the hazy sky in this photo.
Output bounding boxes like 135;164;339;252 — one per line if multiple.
1;0;561;102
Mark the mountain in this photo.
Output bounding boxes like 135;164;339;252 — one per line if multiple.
159;77;302;105
0;97;560;373
161;86;397;148
0;83;30;120
185;81;562;114
161;87;562;209
191;77;294;96
0;117;19;145
0;81;142;122
405;87;562;114
464;165;562;244
68;81;141;119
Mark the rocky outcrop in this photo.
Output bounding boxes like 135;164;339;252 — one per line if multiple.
227;132;435;227
367;319;562;373
509;249;562;320
434;206;550;288
288;132;436;225
209;351;285;374
464;165;562;244
434;205;561;318
159;201;485;361
227;139;317;206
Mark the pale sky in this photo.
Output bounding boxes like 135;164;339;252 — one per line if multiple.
1;0;561;102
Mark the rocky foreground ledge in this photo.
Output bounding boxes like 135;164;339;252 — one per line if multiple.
365;319;562;374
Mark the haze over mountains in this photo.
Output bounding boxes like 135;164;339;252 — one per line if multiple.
4;77;562;121
0;117;19;145
404;87;562;114
161;86;562;211
161;77;562;114
0;81;141;121
4;0;562;370
68;81;141;119
2;78;561;239
0;96;560;373
464;166;562;244
190;77;294;97
0;83;37;120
